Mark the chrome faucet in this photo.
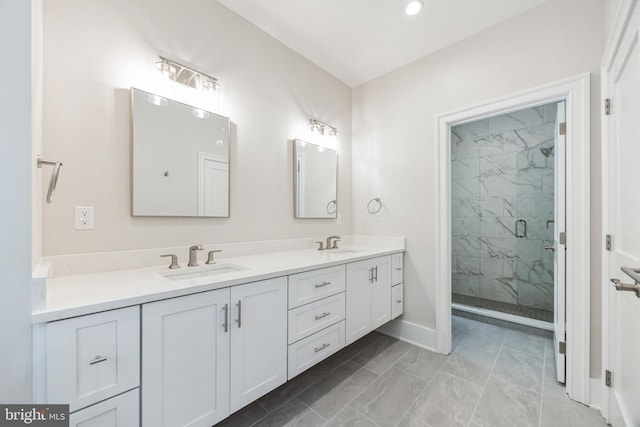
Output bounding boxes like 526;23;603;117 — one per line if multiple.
325;236;341;250
188;245;204;267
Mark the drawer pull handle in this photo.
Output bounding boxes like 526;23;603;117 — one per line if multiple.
89;355;108;365
396;299;403;303
315;312;331;320
315;281;331;288
395;267;402;271
314;343;330;353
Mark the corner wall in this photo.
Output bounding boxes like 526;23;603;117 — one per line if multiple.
352;0;605;377
42;0;352;256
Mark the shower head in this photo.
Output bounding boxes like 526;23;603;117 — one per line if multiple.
540;147;554;158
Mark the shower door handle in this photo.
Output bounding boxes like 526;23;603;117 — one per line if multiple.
544;245;555;252
515;219;527;238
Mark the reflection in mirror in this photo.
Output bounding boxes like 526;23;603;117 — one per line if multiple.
132;88;230;217
294;139;338;219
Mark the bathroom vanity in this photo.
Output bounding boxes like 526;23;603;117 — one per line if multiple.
32;239;404;426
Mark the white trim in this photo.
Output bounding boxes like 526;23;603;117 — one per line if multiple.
452;303;554;332
435;74;591;404
376;319;436;351
600;0;637;422
589;378;603;412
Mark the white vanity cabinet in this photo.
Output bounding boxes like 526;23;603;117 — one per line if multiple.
141;277;287;426
346;255;392;345
391;253;404;319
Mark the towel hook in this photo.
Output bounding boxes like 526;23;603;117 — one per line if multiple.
37;155;63;203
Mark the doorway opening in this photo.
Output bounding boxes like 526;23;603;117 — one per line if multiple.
450;101;564;332
434;75;591;404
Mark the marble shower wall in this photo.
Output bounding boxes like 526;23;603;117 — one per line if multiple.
451;103;558;311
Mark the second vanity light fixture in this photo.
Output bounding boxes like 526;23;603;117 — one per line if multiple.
309;118;338;137
155;56;220;94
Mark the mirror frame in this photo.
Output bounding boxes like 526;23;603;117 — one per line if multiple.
293;139;338;219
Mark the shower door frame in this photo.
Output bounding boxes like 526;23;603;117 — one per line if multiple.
434;74;591;405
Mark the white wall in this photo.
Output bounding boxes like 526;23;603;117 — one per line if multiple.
42;0;352;255
352;0;605;376
0;0;33;402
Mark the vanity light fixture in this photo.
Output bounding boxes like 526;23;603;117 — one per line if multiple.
155;56;221;94
309;118;338;138
405;0;424;16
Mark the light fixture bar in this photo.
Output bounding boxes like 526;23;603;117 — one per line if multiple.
309;118;338;137
156;56;220;92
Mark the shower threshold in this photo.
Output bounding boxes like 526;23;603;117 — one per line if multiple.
452;293;553;331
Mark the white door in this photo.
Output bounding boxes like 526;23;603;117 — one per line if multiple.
346;259;374;344
230;277;287;412
553;101;567;383
142;289;231;427
198;152;229;217
604;1;640;425
371;256;392;329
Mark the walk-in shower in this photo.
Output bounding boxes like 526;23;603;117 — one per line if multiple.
450;102;559;324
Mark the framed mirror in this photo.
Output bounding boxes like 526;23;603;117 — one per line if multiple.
293;139;338;218
131;88;230;217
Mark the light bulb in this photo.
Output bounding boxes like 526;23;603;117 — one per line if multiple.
405;0;424;16
155;59;176;80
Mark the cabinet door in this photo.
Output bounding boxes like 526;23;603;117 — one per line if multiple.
346;259;374;345
46;306;140;413
68;388;138;427
391;253;404;285
371;256;392;329
230;277;287;412
391;283;404;319
142;289;230;427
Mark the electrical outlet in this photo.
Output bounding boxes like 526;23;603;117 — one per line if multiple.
75;206;94;230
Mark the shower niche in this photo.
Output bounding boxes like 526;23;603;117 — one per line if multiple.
450;102;559;322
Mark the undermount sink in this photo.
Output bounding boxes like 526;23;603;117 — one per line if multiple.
160;263;248;281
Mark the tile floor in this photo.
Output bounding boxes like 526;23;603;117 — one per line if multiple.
217;316;607;427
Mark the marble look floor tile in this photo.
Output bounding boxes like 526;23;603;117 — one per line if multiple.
252;398;324;427
456;322;507;354
351;367;427;427
323;333;384;371
351;335;411;375
400;372;482;427
540;384;607;427
492;346;544;393
441;343;497;387
298;361;378;420
472;377;541;427
216;401;267;427
324;406;379;427
393;347;448;382
259;362;332;411
503;328;546;358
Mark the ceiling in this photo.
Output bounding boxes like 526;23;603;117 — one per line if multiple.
217;0;552;87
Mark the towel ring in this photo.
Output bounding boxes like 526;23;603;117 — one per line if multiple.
326;200;337;214
37;155;63;203
367;197;382;214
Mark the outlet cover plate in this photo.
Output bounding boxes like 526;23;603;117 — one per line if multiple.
75;206;94;230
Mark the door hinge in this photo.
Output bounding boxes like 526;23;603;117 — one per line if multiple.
606;234;612;251
605;369;612;387
559;341;566;355
605;98;612;115
559;122;566;136
559;232;566;246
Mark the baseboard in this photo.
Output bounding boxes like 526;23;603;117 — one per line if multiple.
376;319;436;352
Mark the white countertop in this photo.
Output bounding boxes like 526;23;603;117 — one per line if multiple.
32;243;404;323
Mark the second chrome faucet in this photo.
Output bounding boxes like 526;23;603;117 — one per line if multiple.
317;235;341;251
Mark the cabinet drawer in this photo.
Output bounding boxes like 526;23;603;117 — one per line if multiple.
46;306;140;412
392;253;404;286
288;321;345;380
392;283;404;319
288;293;345;344
69;389;139;427
288;265;346;308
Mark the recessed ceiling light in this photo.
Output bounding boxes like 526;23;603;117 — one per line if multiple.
405;0;424;16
